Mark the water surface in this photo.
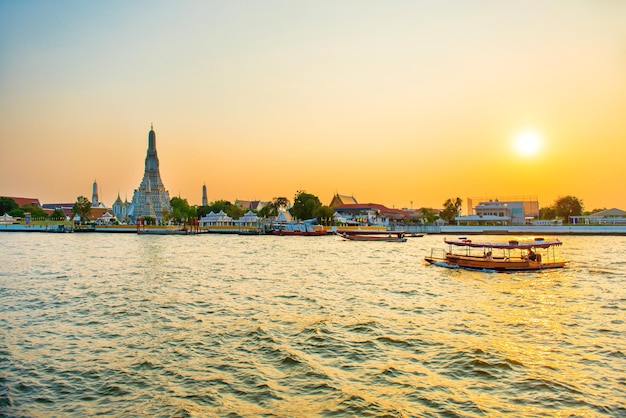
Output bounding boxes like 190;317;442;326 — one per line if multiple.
1;233;624;416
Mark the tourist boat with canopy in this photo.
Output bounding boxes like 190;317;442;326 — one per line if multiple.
424;237;566;271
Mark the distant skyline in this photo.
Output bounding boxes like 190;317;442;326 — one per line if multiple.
1;1;625;211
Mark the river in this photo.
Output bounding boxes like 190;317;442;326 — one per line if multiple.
0;233;624;416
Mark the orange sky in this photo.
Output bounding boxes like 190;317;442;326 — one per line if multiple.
1;1;625;212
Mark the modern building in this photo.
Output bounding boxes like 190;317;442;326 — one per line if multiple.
130;125;172;222
456;197;539;225
202;184;208;206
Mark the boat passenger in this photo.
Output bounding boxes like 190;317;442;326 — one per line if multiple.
484;251;493;261
528;248;537;261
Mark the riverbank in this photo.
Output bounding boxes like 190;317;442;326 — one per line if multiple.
438;225;626;236
3;223;626;235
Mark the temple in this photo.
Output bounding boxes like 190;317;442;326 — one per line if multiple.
129;125;172;222
202;183;208;206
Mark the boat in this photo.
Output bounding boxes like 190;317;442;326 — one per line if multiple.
46;224;72;233
424;237;566;271
272;220;328;236
272;227;327;236
73;225;97;232
338;230;407;242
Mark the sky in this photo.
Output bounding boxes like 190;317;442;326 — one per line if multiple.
1;0;625;212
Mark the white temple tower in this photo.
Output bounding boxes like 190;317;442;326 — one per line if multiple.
130;124;172;222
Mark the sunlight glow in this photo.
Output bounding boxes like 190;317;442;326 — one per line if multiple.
513;131;542;157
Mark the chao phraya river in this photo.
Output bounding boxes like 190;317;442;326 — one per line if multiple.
1;233;624;416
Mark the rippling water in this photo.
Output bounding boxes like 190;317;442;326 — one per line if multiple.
1;233;624;417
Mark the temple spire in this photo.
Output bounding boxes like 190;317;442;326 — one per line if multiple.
130;125;172;222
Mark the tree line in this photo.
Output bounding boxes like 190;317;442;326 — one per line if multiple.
0;193;598;225
171;191;335;225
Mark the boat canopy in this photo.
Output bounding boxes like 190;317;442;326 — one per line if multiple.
444;237;562;249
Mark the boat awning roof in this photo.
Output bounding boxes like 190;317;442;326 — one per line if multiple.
444;238;562;249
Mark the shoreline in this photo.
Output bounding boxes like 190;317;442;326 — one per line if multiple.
435;225;626;236
2;224;626;236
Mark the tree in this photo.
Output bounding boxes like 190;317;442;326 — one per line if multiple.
197;205;211;218
21;204;48;219
171;197;197;222
554;195;583;223
8;207;24;218
440;197;462;223
226;203;246;220
290;191;322;220
589;207;607;215
539;206;557;220
258;197;290;218
313;205;335;225
420;207;438;224
0;197;18;215
72;196;92;224
161;209;172;224
50;209;66;219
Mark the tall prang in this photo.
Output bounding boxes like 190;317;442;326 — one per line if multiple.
92;180;99;206
130;124;172;222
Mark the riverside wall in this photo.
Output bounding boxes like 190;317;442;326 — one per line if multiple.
3;223;626;235
438;225;626;236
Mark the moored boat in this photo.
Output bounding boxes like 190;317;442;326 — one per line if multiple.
425;237;566;271
272;220;328;236
338;230;407;242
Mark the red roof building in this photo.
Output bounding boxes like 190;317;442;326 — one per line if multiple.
1;196;42;207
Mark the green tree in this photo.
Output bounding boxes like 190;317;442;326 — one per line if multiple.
197;205;211;218
50;209;66;219
290;191;322;221
227;204;246;220
200;200;246;219
8;207;24;218
440;197;462;223
161;209;172;224
204;200;230;214
420;207;438;224
0;197;18;215
72;196;92;224
539;206;557;220
313;205;335;225
258;197;290;218
171;197;197;222
554;195;583;223
21;204;48;219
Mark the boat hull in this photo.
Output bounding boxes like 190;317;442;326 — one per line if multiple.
424;255;566;271
339;233;407;242
272;230;327;236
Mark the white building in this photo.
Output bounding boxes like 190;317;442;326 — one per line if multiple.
456;198;539;225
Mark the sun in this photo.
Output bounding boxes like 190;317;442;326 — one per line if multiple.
513;130;542;157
